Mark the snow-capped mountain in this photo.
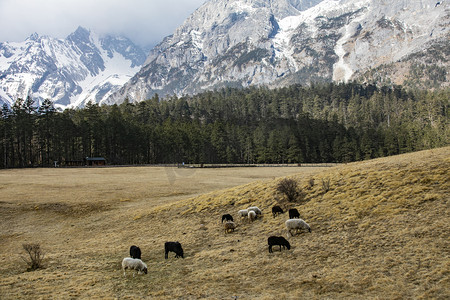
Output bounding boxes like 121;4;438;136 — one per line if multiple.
0;27;146;109
1;1;448;108
109;0;449;103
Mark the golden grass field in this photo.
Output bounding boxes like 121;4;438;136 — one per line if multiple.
0;147;448;299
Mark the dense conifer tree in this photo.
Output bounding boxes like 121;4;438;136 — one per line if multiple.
0;83;447;168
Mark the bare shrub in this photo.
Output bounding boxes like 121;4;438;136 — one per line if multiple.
308;177;315;189
277;178;302;202
322;178;331;193
22;243;45;271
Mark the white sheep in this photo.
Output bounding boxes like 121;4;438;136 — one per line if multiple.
122;257;148;276
247;206;262;215
248;210;257;222
285;219;311;236
238;209;248;218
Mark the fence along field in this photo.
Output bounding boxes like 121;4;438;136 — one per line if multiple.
0;147;448;299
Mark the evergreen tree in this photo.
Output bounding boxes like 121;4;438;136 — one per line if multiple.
37;99;57;166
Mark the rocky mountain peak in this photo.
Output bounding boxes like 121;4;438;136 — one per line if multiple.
28;32;40;41
109;0;448;104
0;27;146;109
68;26;91;41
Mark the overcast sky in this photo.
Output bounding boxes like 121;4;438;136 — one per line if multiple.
0;0;206;48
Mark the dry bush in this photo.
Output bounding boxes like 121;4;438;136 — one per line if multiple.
308;177;315;189
22;243;44;271
322;178;331;193
276;178;302;202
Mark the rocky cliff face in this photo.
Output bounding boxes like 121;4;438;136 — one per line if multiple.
109;0;449;103
0;27;146;109
2;1;447;108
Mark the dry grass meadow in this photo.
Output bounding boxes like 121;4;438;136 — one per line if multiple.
0;147;449;299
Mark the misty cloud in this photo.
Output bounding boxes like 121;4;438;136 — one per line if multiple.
0;0;206;47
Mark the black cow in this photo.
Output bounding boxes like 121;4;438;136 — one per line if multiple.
268;236;291;253
129;245;141;259
221;214;234;223
164;241;184;259
272;205;284;218
288;208;300;219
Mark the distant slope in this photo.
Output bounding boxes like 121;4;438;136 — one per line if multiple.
120;146;449;299
0;147;447;299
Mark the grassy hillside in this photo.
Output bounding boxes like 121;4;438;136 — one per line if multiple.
0;148;448;299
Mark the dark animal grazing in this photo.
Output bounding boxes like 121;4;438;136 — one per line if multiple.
288;208;300;219
272;205;284;217
268;236;291;253
129;245;141;259
222;214;234;223
164;241;184;259
224;221;236;233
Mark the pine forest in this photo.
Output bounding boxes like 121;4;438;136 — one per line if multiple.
0;83;448;168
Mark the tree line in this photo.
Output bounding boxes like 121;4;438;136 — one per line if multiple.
0;83;448;168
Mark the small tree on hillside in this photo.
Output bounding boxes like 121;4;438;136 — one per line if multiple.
22;243;45;271
322;178;331;193
277;178;302;202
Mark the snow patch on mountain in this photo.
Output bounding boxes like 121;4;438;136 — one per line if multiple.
0;87;13;107
68;50;141;109
332;3;368;81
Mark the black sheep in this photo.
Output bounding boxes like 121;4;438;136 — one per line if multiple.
221;214;234;223
164;241;184;259
288;208;300;219
272;205;284;217
268;236;291;253
129;245;142;259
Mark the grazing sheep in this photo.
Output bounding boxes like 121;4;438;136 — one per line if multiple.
122;257;147;276
288;208;300;219
221;214;234;223
238;209;248;218
268;236;291;253
248;210;257;222
272;205;284;217
164;241;184;259
224;221;236;233
129;245;141;259
247;206;262;215
285;218;311;236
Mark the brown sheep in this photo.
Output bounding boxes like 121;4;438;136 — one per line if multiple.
224;221;236;233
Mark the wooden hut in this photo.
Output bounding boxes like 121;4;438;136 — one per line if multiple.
86;157;106;166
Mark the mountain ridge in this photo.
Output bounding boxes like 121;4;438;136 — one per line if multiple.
108;0;449;104
1;0;448;109
0;26;146;109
